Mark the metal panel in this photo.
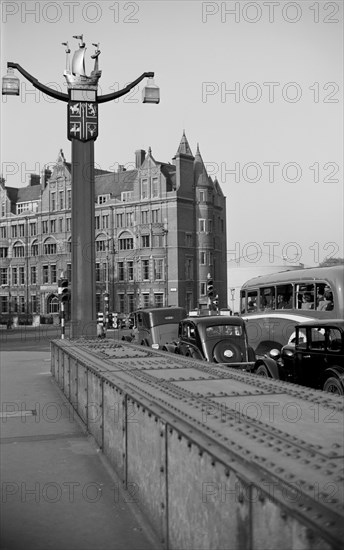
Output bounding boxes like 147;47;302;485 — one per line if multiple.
167;429;250;550
87;370;103;447
77;362;87;423
126;401;167;544
102;383;126;480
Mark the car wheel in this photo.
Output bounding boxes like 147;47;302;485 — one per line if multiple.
323;377;344;395
256;365;271;378
213;342;241;363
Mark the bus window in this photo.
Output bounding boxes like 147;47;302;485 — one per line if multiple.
276;284;293;309
240;291;246;314
247;290;258;312
296;284;315;310
316;283;334;311
259;287;275;311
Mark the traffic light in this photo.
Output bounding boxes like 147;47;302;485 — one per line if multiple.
58;278;69;302
207;274;214;298
212;294;219;308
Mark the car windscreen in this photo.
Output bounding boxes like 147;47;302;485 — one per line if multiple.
205;325;243;338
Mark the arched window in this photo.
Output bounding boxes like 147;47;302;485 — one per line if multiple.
118;231;134;250
47;294;59;314
13;241;25;258
43;238;57;255
31;240;39;256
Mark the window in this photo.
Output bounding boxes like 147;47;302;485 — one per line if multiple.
29;222;36;236
12;267;18;285
119;294;125;313
59;218;63;232
276;284;293;309
98;194;110;204
154;293;164;308
66;218;71;231
59;190;64;210
50;264;56;284
127;261;133;281
44;241;57;255
152;234;163;247
95;263;100;282
31;295;37;313
13;243;25;257
67;190;71;209
51;192;56;211
208;219;213;233
259;287;276;311
0;268;8;285
50;219;56;233
126;212;133;226
42;265;49;284
19;296;25;313
11;226;17;238
119;236;134;250
199;190;205;202
48;296;59;314
0;227;6;238
200;282;206;296
296;284;315;311
116;213;124;227
19;224;25;237
141;179;148;199
31;266;37;285
19;267;25;285
141;235;150;248
152;210;160;223
31;242;39;256
0;247;8;258
96;240;106;252
118;262;124;281
42;220;48;234
142;259;150;280
199;219;206;232
128;294;135;312
309;328;325;351
102;215;109;229
328;328;342;352
200;251;206;265
142;294;150;308
154;259;164;280
152;177;159;198
95;216;100;230
121;191;133;202
141;211;148;224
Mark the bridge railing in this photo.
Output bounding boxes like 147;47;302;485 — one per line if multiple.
51;339;344;550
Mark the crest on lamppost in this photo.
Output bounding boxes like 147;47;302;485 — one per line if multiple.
64;36;101;142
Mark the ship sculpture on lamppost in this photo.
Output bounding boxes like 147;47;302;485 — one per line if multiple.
2;35;159;338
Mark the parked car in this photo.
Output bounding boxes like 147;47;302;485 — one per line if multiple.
253;319;344;394
123;307;187;349
164;315;256;366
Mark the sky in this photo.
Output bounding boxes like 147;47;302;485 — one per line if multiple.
1;0;343;269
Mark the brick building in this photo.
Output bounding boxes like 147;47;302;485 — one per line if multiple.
0;133;227;323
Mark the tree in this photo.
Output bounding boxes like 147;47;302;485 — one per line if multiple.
319;257;344;267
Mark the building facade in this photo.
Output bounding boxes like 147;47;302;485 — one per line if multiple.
0;133;227;323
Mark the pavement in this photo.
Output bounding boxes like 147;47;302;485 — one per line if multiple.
0;350;162;550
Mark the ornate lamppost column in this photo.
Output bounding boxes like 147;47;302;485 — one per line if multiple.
2;35;159;338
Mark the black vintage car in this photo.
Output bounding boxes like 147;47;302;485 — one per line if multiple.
164;315;256;366
253;319;344;394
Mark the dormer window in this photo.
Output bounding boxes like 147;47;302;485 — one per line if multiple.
121;191;133;202
98;194;110;204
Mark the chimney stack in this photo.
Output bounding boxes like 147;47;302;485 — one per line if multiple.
135;149;146;169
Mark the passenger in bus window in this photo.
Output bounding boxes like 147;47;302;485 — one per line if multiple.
317;290;334;311
278;294;292;309
301;293;314;310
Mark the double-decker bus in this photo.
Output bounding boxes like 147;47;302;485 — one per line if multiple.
240;265;344;354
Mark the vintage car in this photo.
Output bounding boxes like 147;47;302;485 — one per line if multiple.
164;315;256;366
123;307;187;348
253;319;344;394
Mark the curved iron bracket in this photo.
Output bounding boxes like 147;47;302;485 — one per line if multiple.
97;72;154;103
8;62;154;105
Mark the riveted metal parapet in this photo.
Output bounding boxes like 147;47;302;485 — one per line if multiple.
51;339;344;550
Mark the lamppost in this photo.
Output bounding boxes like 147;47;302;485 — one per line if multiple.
230;288;235;315
2;35;159;338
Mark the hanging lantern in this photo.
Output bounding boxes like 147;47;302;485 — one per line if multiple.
2;67;20;96
142;77;160;104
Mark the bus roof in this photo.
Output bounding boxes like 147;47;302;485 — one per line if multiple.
241;265;344;289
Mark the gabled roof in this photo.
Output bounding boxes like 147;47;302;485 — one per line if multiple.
175;130;194;158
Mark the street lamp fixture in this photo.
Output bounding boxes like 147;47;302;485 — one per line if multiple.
2;36;159;338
